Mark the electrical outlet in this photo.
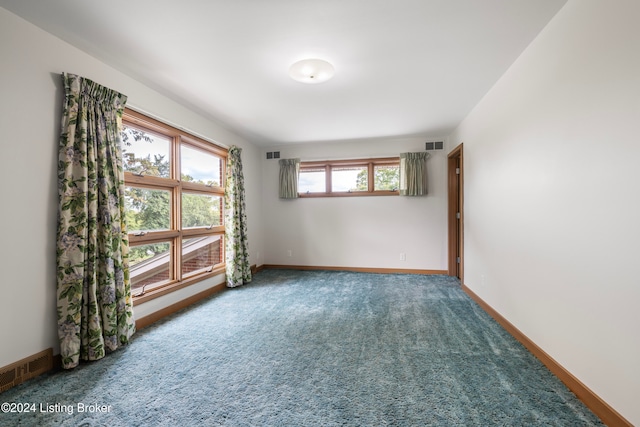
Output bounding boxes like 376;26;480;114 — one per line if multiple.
287;250;292;257
400;253;406;261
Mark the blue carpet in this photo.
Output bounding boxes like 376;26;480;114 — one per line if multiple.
1;270;603;426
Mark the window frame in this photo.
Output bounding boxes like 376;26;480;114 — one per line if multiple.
122;108;227;304
298;157;400;197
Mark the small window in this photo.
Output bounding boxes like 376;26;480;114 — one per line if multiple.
299;167;326;193
332;165;367;192
374;164;400;191
298;158;399;197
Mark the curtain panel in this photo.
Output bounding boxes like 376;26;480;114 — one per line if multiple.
279;158;300;199
224;146;252;287
56;73;135;369
399;152;430;196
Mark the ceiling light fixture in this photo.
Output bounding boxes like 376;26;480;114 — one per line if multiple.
289;59;335;84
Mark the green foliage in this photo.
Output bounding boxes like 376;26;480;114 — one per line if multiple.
182;193;221;228
121;126;222;264
121;126;153;146
181;173;219;187
355;167;399;191
374;167;399;191
356;170;368;191
122;126;169;177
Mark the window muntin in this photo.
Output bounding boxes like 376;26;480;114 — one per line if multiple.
298;158;399;197
122;109;226;302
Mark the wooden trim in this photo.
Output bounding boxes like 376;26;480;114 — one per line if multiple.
135;280;228;330
301;157;399;168
298;191;399;198
132;265;226;305
325;164;331;192
262;264;447;275
447;143;464;281
128;230;179;245
461;284;632;427
0;349;54;393
124;108;227;158
181;134;228;159
124;173;180;188
182;227;225;237
181;181;225;194
298;156;401;197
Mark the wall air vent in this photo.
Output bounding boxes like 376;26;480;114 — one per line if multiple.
426;141;444;151
0;348;53;393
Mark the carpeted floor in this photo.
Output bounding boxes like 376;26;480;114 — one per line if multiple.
1;270;603;426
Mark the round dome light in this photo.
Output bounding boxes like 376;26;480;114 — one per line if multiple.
289;59;335;84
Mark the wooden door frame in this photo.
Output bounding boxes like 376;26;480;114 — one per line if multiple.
447;143;464;282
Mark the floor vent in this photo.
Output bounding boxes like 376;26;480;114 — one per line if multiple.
0;348;53;393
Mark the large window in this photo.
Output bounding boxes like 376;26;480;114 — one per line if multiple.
122;109;227;302
298;158;399;197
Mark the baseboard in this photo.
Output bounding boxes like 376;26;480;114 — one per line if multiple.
461;284;632;427
262;264;447;275
0;349;53;394
135;280;227;330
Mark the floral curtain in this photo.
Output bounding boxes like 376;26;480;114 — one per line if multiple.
224;146;252;287
279;158;300;199
399;152;430;196
56;73;135;369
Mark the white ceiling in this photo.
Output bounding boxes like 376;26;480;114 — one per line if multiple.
1;0;567;146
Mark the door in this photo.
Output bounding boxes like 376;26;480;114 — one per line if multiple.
447;144;463;280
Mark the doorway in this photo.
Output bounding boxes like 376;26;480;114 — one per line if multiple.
447;143;463;281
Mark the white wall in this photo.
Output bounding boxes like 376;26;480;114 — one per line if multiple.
448;0;640;424
261;137;448;270
0;7;263;367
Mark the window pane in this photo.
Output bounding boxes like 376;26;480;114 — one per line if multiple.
182;193;222;228
299;168;325;193
125;187;171;233
332;166;367;192
182;235;223;276
374;164;400;191
129;241;172;290
121;125;171;178
181;145;222;186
